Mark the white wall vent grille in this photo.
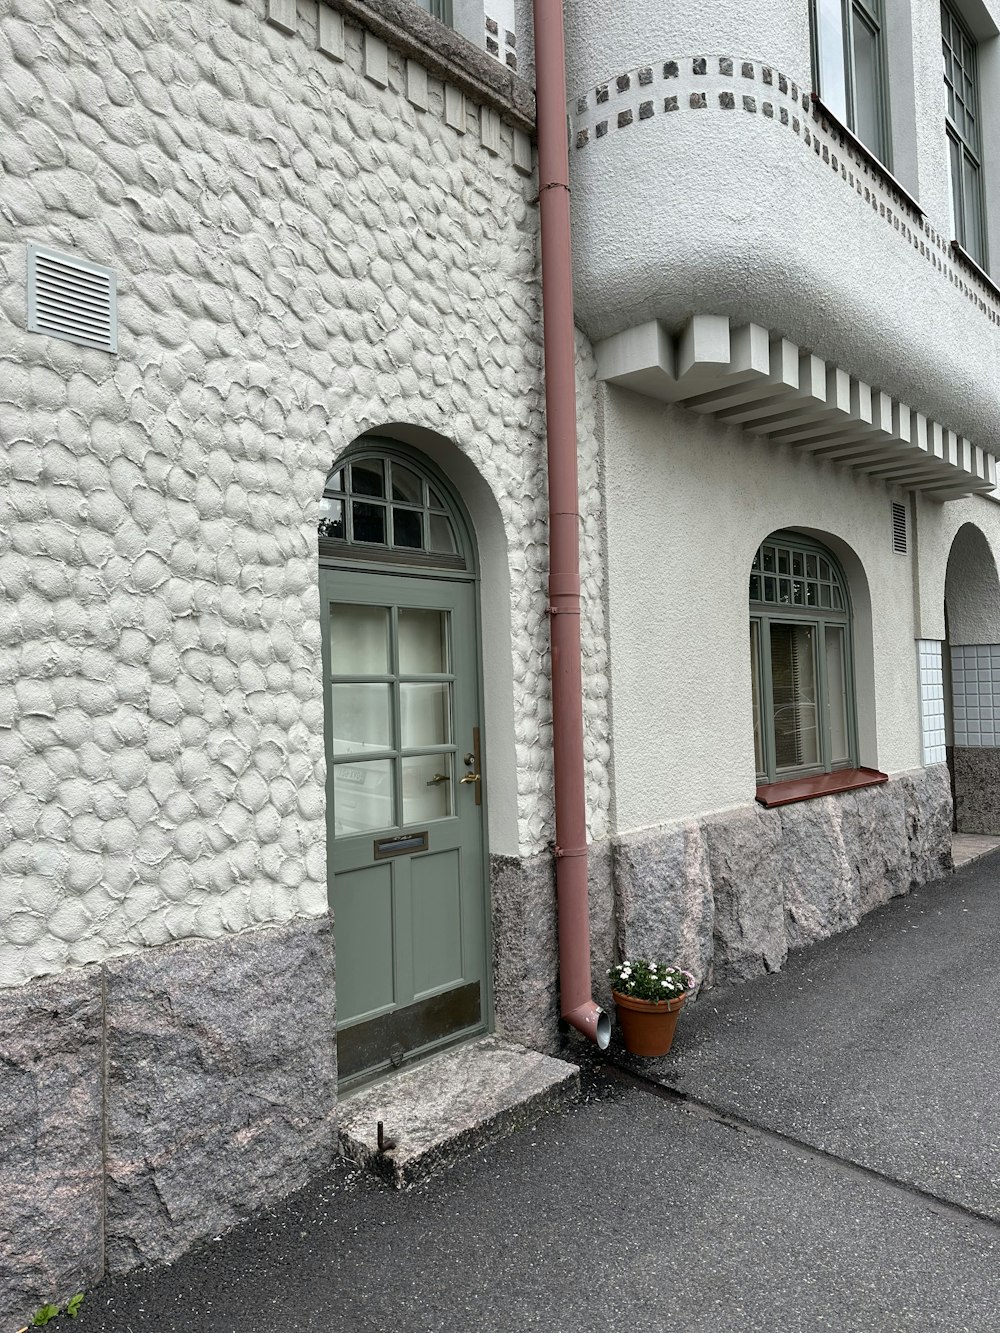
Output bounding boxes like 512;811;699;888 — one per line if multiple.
891;501;908;554
27;244;117;353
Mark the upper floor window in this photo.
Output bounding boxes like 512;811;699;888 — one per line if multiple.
750;533;857;784
942;2;988;268
416;0;453;24
812;0;892;165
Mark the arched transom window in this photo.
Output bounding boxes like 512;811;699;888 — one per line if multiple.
318;451;467;570
750;531;857;784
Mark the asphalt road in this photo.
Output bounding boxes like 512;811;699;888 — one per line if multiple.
65;851;1000;1333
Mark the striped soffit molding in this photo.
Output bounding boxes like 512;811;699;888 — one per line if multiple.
595;316;995;501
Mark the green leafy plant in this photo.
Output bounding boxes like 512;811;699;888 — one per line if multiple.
66;1295;85;1319
30;1307;60;1327
608;958;695;1002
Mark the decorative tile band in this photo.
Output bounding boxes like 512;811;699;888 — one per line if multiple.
570;55;1000;328
918;640;946;765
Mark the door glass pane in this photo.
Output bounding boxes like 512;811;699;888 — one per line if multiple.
399;609;449;674
351;460;384;497
393;508;424;550
352;501;386;544
331;683;392;755
770;623;820;770
852;11;883;158
329;604;389;674
391;464;423;505
318;495;345;541
750;622;764;776
826;626;851;765
401;754;453;824
334;759;394;836
401;682;451;749
428;513;457;554
816;0;849;122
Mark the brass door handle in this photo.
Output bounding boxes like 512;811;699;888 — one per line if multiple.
460;773;480;784
426;773;449;786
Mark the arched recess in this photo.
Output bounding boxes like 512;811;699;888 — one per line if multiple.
944;523;1000;646
943;523;1000;834
318;427;516;1088
748;524;878;775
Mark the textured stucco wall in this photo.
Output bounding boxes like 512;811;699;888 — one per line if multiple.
600;390;926;833
0;0;611;987
564;10;1000;451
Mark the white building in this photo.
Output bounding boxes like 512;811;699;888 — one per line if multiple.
1;0;998;1317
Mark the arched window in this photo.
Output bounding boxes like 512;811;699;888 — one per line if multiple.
318;448;468;571
750;531;857;784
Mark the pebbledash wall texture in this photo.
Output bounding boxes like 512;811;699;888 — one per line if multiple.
0;0;611;1318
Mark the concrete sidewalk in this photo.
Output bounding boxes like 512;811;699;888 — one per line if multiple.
58;851;1000;1333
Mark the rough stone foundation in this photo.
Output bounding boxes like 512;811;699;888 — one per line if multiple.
615;765;954;988
952;748;1000;834
0;917;335;1329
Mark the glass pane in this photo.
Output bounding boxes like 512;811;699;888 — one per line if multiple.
391;464;423;505
826;625;850;765
763;576;777;602
948;131;962;243
791;551;804;576
777;550;790;574
334;759;394;836
770;622;820;770
852;12;883;158
393;508;424;550
751;622;764;776
816;0;849;122
352;501;386;544
401;682;451;749
331;683;392;755
428;513;457;554
351;459;384;497
750;574;762;601
326;468;344;492
318;496;345;540
762;546;776;572
964;157;986;267
398;608;449;674
402;754;453;824
428;487;445;508
329;604;389;675
805;554;818;578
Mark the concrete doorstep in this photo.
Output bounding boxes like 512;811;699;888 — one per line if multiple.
337;1035;580;1187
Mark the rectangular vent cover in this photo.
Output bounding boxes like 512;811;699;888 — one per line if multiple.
892;501;908;554
27;244;117;353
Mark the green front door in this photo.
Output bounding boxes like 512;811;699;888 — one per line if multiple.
321;566;488;1087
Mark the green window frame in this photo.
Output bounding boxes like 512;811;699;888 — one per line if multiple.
942;1;988;269
811;0;892;165
415;0;454;26
750;532;858;785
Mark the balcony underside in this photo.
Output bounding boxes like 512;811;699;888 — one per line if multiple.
596;316;996;501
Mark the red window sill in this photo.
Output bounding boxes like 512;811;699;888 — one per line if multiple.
755;767;889;808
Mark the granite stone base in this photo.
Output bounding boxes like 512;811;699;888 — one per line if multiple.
338;1035;579;1186
0;971;104;1331
105;918;337;1273
952;747;1000;834
491;842;615;1057
0;916;336;1324
615;765;953;990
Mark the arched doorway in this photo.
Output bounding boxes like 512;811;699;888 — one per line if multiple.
944;523;1000;833
319;440;490;1088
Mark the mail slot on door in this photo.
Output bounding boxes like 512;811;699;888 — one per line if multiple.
373;831;430;859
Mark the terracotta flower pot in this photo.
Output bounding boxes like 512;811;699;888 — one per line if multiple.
613;988;687;1057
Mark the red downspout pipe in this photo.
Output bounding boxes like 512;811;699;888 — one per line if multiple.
531;0;610;1049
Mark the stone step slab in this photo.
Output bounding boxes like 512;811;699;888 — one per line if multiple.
337;1035;580;1187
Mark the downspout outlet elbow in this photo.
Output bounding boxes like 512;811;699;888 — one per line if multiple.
563;1000;611;1050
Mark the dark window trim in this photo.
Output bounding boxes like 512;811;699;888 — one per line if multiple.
810;93;925;218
